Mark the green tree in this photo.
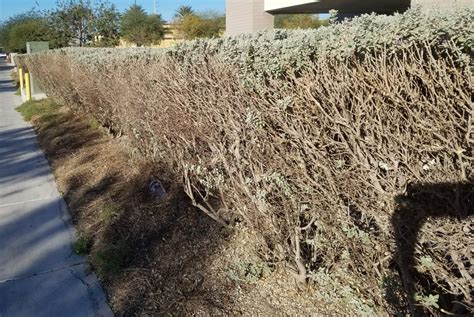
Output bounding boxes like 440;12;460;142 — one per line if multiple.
176;11;224;40
47;0;120;47
0;12;49;51
275;14;327;29
0;0;119;51
121;4;165;46
92;3;121;46
200;10;225;32
49;0;94;47
7;19;49;53
174;5;194;21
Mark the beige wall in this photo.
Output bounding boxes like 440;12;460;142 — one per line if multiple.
226;0;274;36
412;0;473;8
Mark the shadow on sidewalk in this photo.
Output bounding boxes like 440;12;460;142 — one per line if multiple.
0;61;16;93
0;79;17;93
0;198;111;316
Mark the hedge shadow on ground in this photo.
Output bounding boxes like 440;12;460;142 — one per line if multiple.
29;103;233;315
65;172;231;315
392;182;473;316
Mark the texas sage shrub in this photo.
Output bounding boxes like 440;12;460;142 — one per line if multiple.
17;7;473;316
17;7;472;82
167;7;473;81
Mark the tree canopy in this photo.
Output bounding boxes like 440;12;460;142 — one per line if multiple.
0;12;53;52
121;4;165;46
0;2;226;52
0;0;121;51
275;14;328;29
174;5;194;21
93;2;121;46
51;0;95;46
7;19;50;53
175;10;225;40
47;0;120;47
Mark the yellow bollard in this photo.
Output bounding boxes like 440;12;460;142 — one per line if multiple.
19;68;24;91
25;72;32;101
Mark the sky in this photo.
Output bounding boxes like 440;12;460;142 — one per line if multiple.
0;0;225;22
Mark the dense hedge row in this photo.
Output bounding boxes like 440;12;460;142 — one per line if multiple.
169;7;473;79
19;7;473;77
17;7;473;316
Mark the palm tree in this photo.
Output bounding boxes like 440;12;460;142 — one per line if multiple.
174;5;194;21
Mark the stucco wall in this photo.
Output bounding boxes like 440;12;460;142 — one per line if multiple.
226;0;274;36
412;0;473;8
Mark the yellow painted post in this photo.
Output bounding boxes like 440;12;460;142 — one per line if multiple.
19;68;24;91
25;72;32;101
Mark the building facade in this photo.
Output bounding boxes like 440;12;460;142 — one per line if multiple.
226;0;274;36
226;0;473;36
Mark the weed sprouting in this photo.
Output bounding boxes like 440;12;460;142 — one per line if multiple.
100;202;122;224
73;236;93;255
226;259;272;284
93;240;129;277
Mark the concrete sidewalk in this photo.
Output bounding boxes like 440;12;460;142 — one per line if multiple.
0;60;113;317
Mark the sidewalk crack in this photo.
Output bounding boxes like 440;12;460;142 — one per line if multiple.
69;268;101;316
0;261;86;284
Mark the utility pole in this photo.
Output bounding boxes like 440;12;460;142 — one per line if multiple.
154;0;157;14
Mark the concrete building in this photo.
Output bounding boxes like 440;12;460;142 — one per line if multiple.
226;0;274;36
226;0;473;36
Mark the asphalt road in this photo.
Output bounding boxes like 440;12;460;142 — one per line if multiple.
0;59;113;317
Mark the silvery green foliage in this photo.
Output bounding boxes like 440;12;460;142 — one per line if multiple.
18;7;472;78
19;47;166;73
309;268;376;316
168;7;473;78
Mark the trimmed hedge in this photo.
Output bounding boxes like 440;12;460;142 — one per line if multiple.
18;7;473;77
17;7;473;316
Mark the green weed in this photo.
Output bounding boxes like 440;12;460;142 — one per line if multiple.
15;99;59;121
93;240;129;277
73;236;92;255
88;117;102;130
226;258;272;284
415;293;439;309
100;202;122;224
